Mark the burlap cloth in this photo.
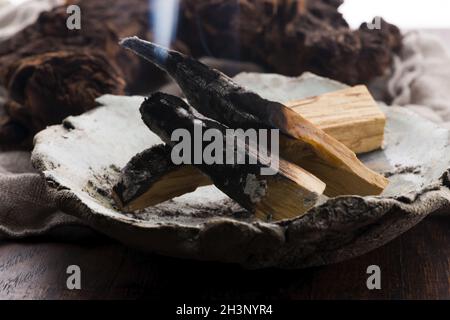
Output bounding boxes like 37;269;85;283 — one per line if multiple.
0;23;449;238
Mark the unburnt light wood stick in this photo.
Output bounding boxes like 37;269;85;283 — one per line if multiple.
139;92;326;221
285;85;385;154
113;86;386;212
120;37;388;197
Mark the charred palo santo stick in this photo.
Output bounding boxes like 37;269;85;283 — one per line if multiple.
139;92;326;221
120;37;388;197
113;86;385;212
112;145;210;212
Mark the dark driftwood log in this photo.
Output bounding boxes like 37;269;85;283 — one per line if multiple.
0;0;169;92
121;38;388;197
139;92;326;221
0;52;125;147
0;0;175;147
178;0;402;84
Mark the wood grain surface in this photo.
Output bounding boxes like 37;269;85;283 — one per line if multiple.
0;216;448;300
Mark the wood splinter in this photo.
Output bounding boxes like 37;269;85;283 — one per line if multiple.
136;92;326;221
120;37;388;197
113;85;386;213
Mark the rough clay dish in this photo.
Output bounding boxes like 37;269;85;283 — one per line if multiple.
31;73;450;269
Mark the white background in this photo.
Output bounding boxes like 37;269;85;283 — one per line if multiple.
340;0;450;29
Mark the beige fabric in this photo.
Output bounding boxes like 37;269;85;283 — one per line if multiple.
0;151;82;238
388;31;450;128
0;28;449;238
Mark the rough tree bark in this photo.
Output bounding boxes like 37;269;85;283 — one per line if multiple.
0;0;171;147
178;0;402;84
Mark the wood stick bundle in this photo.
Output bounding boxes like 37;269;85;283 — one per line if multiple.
114;37;389;220
138;93;326;220
113;86;386;213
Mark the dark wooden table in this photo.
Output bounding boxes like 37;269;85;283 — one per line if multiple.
0;215;448;300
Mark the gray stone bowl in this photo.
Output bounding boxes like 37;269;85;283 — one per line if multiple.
31;73;450;269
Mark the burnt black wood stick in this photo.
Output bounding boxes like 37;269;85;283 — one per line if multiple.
112;144;211;212
120;36;264;129
120;37;388;197
139;92;326;221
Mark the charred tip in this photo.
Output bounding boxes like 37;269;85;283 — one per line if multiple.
119;36;170;71
140;92;194;145
140;92;188;117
